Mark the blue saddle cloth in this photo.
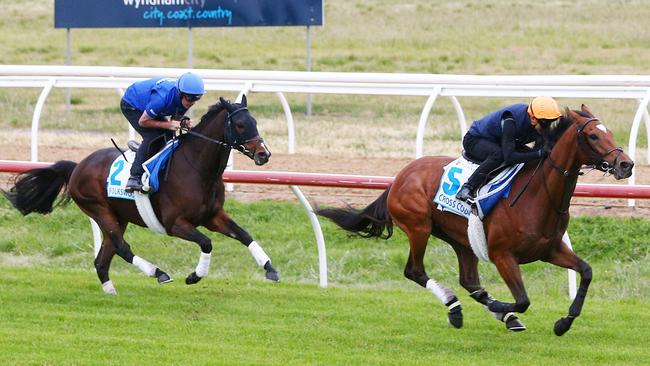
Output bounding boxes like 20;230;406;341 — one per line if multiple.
142;139;180;192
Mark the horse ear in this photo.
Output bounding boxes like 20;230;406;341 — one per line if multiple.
219;97;234;112
581;104;594;117
565;107;578;121
240;94;247;107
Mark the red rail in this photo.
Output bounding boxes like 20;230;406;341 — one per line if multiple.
2;159;650;199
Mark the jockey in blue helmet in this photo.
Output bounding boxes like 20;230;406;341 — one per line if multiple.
121;72;205;192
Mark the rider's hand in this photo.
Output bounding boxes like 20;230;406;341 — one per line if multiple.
538;146;551;158
168;119;181;131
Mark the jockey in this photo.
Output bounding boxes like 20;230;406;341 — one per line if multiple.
121;72;205;193
455;96;562;203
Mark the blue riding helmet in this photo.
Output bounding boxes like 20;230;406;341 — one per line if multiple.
177;72;205;96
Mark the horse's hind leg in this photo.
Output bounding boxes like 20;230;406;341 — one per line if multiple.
451;243;526;331
544;242;592;336
402;229;463;328
88;209;172;285
205;211;279;282
95;235;117;295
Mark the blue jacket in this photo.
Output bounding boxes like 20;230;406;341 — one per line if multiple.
122;78;188;119
468;103;538;145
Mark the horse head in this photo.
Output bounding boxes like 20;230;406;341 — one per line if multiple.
564;105;634;179
219;95;271;165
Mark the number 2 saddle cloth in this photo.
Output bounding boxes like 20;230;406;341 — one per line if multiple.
106;139;180;200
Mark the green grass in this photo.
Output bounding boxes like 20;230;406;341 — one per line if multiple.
0;267;648;366
1;192;650;364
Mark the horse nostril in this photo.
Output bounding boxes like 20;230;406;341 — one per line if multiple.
620;161;634;171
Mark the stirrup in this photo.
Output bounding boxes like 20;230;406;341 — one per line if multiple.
125;176;144;193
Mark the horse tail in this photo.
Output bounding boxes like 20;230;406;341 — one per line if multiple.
2;160;77;215
315;188;394;239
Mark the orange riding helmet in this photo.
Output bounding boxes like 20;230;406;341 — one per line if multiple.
528;96;562;125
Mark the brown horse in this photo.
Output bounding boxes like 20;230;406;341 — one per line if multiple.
317;105;634;335
4;95;279;294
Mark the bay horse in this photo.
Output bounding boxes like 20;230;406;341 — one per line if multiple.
317;105;634;335
4;95;279;294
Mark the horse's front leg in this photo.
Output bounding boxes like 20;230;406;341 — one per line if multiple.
488;253;531;315
168;218;213;285
544;242;592;336
451;244;526;331
205;211;279;282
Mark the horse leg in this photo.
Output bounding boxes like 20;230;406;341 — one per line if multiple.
544;243;592;336
93;220;128;295
205;211;279;282
167;218;213;285
451;243;526;331
90;209;172;285
402;230;462;328
487;254;531;316
95;235;117;295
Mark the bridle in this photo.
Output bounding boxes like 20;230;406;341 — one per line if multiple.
546;117;623;177
180;106;264;159
511;116;623;214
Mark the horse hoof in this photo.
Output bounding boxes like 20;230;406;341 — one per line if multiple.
447;305;463;329
265;270;280;282
101;281;117;295
185;271;202;285
156;271;173;284
553;316;574;336
264;261;280;282
504;314;526;332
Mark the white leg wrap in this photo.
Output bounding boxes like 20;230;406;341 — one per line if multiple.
248;241;270;267
426;279;455;305
102;280;117;295
132;255;156;277
195;252;211;278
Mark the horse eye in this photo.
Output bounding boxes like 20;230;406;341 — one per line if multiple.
589;134;598;140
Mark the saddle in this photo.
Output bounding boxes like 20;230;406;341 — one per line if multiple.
461;150;507;185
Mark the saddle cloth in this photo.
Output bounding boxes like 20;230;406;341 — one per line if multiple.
142;139;180;193
106;149;167;234
106;139;179;197
106;151;136;200
433;157;524;219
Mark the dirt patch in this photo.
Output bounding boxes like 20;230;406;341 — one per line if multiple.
2;141;649;218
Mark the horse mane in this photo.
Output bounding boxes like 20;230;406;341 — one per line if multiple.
544;109;589;146
194;101;227;132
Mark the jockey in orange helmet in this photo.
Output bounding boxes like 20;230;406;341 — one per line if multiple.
455;96;562;203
